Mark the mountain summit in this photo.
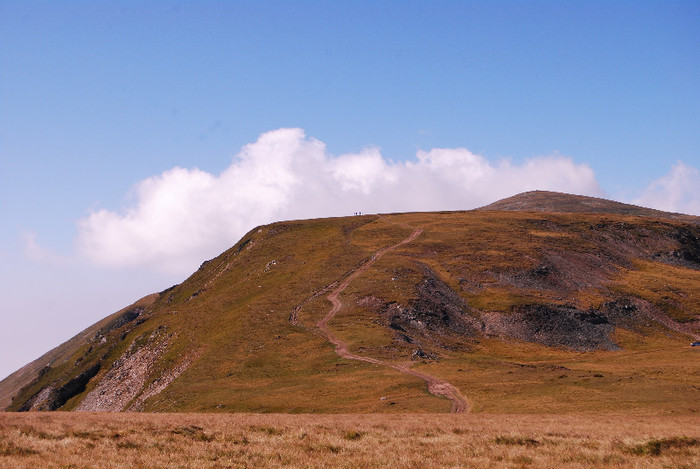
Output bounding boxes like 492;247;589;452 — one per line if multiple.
479;190;698;220
2;191;699;414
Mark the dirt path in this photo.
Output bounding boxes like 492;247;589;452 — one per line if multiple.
311;226;468;413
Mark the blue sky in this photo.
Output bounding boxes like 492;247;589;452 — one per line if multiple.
1;1;699;380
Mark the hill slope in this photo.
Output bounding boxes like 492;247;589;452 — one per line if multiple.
2;192;699;413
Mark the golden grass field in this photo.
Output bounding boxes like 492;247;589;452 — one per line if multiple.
1;412;698;468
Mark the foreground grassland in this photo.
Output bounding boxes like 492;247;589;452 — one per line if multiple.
1;412;698;468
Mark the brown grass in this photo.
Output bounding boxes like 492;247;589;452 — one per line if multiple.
1;412;698;468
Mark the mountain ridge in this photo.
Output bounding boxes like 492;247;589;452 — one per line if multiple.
2;191;699;414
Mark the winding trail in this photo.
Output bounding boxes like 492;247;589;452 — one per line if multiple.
299;224;468;413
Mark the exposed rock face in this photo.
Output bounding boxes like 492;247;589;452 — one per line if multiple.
412;269;481;336
20;363;101;411
599;299;641;330
28;386;54;411
378;267;657;352
383;267;480;342
127;353;196;411
483;304;619;351
482;297;700;349
672;226;700;267
377;267;483;356
76;330;178;412
101;307;144;335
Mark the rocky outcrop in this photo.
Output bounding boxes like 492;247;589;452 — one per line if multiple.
383;267;480;342
75;329;181;412
21;362;101;411
126;353;195;411
671;226;700;268
483;304;619;351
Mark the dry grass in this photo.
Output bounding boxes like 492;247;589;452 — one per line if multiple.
612;260;700;323
1;412;698;468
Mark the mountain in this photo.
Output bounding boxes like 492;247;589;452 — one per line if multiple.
2;191;699;414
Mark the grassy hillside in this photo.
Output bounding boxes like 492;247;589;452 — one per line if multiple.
2;192;699;414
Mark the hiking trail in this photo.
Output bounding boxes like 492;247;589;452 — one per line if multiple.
293;222;468;413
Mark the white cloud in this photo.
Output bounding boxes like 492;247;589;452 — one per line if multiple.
635;162;700;216
77;128;602;274
331;147;395;194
